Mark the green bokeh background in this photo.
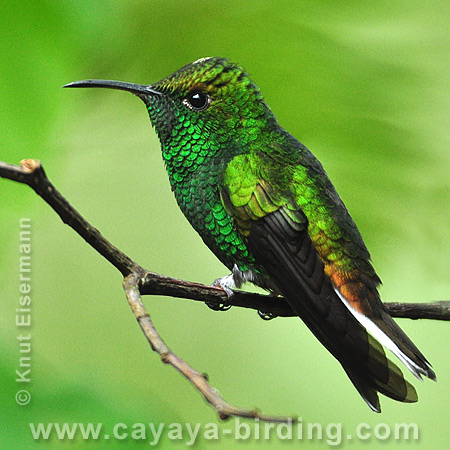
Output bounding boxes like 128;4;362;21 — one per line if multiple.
1;1;449;448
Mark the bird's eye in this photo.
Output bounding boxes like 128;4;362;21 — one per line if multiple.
185;91;210;111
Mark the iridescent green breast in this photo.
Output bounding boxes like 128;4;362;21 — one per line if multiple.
161;135;256;273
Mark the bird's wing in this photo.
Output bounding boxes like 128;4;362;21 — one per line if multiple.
220;153;432;410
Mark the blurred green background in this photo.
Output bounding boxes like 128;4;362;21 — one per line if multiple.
1;1;449;448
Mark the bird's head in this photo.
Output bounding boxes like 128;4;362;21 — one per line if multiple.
65;57;277;151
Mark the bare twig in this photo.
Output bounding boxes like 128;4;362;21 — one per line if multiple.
1;159;137;276
124;272;294;422
381;301;450;321
1;159;449;422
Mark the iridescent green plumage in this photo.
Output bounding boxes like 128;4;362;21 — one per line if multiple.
65;57;435;411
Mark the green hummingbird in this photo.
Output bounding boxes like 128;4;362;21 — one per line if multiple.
65;57;435;412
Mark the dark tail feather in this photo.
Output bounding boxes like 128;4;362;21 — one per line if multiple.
343;366;381;412
248;210;425;410
343;334;418;412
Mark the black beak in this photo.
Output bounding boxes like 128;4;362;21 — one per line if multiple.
63;79;161;97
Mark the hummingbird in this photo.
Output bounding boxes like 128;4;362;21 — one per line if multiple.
65;57;435;412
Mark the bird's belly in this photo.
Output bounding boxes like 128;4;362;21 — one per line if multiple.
172;180;261;275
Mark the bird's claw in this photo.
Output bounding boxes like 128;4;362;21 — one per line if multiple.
258;310;277;320
206;301;232;312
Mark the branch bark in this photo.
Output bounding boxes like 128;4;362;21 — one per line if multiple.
2;159;449;422
138;272;450;321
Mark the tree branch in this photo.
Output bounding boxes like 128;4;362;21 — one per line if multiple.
124;272;292;422
2;159;449;422
1;159;137;276
138;272;450;321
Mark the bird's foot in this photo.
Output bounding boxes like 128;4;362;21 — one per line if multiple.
207;274;235;311
257;310;277;321
206;301;232;312
212;274;236;298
